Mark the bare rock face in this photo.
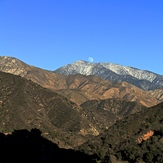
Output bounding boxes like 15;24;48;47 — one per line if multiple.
147;88;163;102
0;56;67;91
0;56;28;76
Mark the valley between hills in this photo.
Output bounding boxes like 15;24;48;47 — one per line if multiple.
0;56;163;162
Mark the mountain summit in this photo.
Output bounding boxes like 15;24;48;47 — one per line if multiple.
54;60;163;90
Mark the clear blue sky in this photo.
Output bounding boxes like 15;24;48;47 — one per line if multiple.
0;0;163;74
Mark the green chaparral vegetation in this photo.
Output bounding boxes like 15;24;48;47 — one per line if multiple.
78;103;163;163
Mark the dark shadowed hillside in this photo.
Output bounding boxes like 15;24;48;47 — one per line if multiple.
0;71;99;147
80;99;146;132
0;128;96;163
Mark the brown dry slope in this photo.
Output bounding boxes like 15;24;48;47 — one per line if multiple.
57;74;159;107
0;56;159;107
0;56;68;90
147;88;163;102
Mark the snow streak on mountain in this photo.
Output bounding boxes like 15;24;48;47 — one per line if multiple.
54;60;163;90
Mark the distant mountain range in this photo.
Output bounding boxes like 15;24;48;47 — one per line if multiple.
1;56;163;91
0;56;160;107
54;60;163;90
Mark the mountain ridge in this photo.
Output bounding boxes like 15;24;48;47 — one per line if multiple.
56;74;159;107
0;56;161;107
54;60;163;90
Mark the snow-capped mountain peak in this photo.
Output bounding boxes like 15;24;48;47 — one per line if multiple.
54;60;163;90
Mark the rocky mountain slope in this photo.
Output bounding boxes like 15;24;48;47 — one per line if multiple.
56;74;159;107
0;56;159;107
0;56;67;91
54;60;163;90
147;88;163;102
